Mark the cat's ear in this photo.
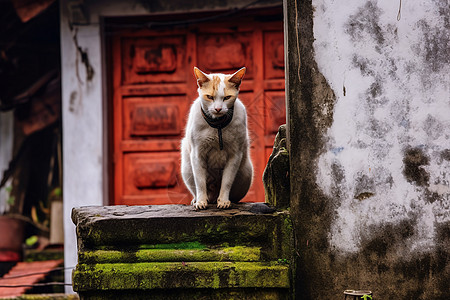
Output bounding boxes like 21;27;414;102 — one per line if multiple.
194;67;210;87
229;67;246;87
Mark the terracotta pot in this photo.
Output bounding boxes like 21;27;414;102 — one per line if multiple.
0;216;25;261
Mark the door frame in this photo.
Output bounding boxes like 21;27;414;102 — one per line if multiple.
104;7;284;205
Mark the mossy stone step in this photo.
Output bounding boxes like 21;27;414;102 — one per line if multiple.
72;204;291;259
78;246;261;263
73;261;290;291
72;204;293;299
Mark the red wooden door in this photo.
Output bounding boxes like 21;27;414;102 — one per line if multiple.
110;16;285;205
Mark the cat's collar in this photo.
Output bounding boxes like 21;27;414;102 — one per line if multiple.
201;107;234;150
201;107;234;128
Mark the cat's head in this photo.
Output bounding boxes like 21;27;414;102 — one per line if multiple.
194;67;246;118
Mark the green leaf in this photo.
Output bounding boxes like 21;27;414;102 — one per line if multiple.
53;187;62;197
7;196;15;205
26;235;39;247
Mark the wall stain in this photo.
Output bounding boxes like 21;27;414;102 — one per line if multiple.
69;91;79;113
440;149;450;161
415;19;449;72
330;161;345;199
423;114;444;140
360;219;416;257
403;147;430;186
354;173;375;200
78;46;94;82
367;118;392;139
71;27;95;84
331;161;345;184
425;190;440;204
345;0;385;47
355;192;374;200
352;55;374;76
368;81;382;98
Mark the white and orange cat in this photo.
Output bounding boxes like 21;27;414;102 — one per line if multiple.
181;67;253;209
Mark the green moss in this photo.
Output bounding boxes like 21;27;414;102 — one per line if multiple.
73;261;289;291
222;246;260;261
279;212;294;260
277;258;289;264
139;241;205;250
78;246;261;264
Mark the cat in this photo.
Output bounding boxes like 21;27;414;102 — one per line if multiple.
181;67;253;209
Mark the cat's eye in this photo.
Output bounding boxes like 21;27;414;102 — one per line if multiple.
206;95;214;100
223;96;232;101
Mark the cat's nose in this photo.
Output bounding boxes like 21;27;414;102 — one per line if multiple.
215;108;222;112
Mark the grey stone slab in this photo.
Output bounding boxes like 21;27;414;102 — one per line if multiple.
72;203;286;252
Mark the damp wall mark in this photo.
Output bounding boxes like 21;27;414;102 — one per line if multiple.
313;0;450;257
403;147;430;187
69;90;80;113
71;26;95;84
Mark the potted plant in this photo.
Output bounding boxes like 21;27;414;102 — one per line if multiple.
0;182;26;262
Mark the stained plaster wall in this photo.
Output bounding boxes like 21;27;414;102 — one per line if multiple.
285;0;449;298
60;0;281;292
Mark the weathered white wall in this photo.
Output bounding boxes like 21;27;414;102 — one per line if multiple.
60;0;156;291
60;6;103;292
313;0;449;255
0;111;14;214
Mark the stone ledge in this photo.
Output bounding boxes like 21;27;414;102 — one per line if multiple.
72;204;289;253
72;203;274;222
73;261;290;291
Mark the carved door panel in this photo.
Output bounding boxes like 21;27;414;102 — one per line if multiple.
111;19;285;205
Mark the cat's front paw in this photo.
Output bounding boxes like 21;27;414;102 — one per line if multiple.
193;198;208;210
217;198;231;209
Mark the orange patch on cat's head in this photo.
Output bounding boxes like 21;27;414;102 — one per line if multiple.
194;67;215;98
211;76;222;95
194;67;246;99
